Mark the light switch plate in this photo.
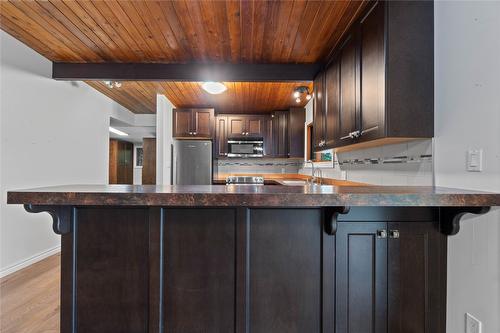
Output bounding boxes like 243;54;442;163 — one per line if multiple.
466;313;482;333
467;149;483;172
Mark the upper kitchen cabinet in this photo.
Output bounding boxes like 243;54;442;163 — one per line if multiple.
314;1;434;151
312;72;325;150
227;115;266;138
288;108;306;158
272;111;289;158
172;108;214;138
215;115;228;157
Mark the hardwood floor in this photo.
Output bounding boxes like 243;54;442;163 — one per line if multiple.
0;254;60;333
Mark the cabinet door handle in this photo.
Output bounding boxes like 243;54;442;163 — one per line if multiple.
376;229;387;239
389;230;400;239
340;134;352;140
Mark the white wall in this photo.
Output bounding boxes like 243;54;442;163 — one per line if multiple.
0;31;130;276
435;2;500;332
156;94;174;185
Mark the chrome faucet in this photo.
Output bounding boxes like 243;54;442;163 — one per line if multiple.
305;160;323;185
305;160;316;185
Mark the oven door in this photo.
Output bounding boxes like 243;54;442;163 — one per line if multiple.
227;140;263;157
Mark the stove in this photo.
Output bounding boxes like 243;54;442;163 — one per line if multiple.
225;176;264;185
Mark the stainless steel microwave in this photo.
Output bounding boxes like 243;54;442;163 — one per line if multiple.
227;138;264;157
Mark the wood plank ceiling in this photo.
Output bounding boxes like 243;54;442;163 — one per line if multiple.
0;0;368;113
86;81;314;114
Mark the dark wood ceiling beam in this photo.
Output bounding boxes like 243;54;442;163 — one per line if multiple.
52;62;321;82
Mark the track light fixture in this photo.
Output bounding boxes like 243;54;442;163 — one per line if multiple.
104;81;122;89
292;86;312;103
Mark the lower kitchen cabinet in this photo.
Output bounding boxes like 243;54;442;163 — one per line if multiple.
61;206;448;333
158;207;446;333
336;218;446;333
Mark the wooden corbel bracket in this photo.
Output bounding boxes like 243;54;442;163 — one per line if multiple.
324;206;350;235
440;206;491;236
24;204;72;235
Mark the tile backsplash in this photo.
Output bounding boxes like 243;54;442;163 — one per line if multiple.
299;139;434;186
217;158;302;175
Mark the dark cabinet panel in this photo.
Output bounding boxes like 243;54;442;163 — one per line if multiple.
173;108;214;138
325;59;340;148
246;116;265;137
288;108;305;158
264;115;274;156
142;138;156;185
388;222;446;333
273;111;289;157
215;116;228;157
336;222;388;333
339;35;358;144
75;208;149;333
227;116;246;137
227;115;265;137
312;72;325;149
193;108;214;137
360;1;385;141
172;108;192;137
163;208;236;333
249;209;322;333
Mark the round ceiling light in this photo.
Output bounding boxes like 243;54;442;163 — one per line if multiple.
201;82;227;94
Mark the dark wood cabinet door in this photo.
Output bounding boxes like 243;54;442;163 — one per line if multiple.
325;58;340;147
336;222;388;333
339;35;358;145
163;208;236;333
273;111;288;157
193;108;214;137
215;116;228;157
227;116;246;137
388;222;447;333
74;208;150;333
288;107;305;158
249;209;323;333
172;108;193;137
142;138;156;185
264;116;274;156
312;72;325;150
359;2;385;141
246;116;265;137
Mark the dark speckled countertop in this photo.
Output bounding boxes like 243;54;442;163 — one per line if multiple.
6;184;500;207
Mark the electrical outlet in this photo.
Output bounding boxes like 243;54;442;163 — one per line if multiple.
466;313;482;333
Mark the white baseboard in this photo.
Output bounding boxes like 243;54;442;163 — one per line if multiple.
0;245;61;279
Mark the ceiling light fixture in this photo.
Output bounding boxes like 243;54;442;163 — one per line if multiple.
293;86;311;103
202;82;227;94
109;126;128;136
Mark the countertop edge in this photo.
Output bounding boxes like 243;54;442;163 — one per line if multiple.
7;191;500;207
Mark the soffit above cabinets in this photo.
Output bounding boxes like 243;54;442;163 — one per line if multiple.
86;81;314;114
0;0;367;63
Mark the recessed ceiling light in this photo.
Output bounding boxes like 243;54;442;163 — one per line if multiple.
293;91;300;98
202;82;227;94
295;97;301;103
306;94;312;100
109;126;128;136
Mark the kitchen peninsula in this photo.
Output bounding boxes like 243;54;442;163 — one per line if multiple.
7;185;500;333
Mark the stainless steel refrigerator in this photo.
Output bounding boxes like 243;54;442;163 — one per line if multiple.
172;140;212;185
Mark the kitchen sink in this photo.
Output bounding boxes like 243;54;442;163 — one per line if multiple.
281;180;308;186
